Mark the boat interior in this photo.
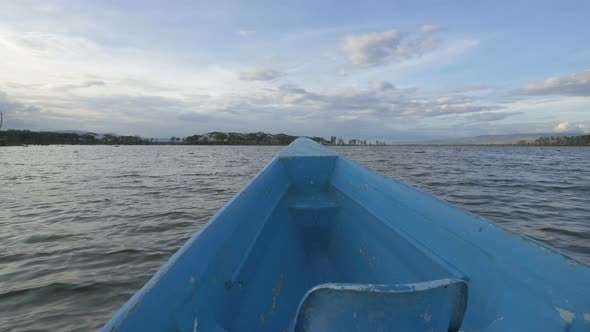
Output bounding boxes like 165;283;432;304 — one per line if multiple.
161;153;467;332
106;139;590;332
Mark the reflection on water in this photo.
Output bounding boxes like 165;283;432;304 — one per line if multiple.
1;145;589;331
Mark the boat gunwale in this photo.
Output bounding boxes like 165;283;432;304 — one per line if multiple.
101;153;290;331
327;152;590;269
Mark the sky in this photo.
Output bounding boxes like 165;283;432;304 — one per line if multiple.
0;0;589;141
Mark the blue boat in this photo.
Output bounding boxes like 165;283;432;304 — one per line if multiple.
103;138;590;332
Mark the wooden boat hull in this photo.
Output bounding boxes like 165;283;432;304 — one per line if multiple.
103;138;590;331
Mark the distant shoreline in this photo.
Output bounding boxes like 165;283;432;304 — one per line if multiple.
2;143;590;148
1;129;589;147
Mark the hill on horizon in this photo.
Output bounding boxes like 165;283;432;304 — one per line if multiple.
414;132;587;145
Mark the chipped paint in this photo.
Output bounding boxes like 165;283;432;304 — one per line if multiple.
555;307;575;324
127;301;141;316
271;274;285;313
260;312;266;324
358;247;376;267
489;316;504;325
189;276;195;284
584;313;590;321
193;318;198;332
566;257;582;267
109;299;142;331
421;311;432;323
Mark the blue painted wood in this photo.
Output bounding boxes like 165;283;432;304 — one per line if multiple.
102;138;590;332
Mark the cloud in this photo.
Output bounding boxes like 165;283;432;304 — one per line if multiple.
239;68;284;81
335;68;348;76
340;28;441;68
410;96;503;118
418;25;445;34
525;98;561;105
553;122;585;133
370;81;396;91
1;79;565;140
79;94;188;116
0;91;41;115
54;80;106;91
0;31;99;57
462;111;520;122
276;82;501;119
341;30;403;67
445;83;494;93
0;90;218;134
0;90;43;129
238;30;256;37
177;112;211;122
516;70;590;96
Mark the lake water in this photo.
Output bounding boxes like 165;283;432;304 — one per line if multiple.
1;145;589;331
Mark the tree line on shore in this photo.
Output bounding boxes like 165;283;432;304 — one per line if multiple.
516;135;590;146
2;129;589;147
0;130;148;146
0;130;384;146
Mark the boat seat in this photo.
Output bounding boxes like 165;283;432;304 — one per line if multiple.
291;278;468;332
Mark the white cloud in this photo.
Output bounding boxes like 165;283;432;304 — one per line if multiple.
0;90;46;129
239;68;284;81
0;27;258;108
1;75;508;137
462;111;520;122
553;122;585;133
0;31;99;57
336;68;348;76
341;30;403;67
276;82;502;119
445;83;494;93
418;25;445;34
340;28;441;68
516;70;590;96
53;80;106;91
370;81;396;91
238;30;256;37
